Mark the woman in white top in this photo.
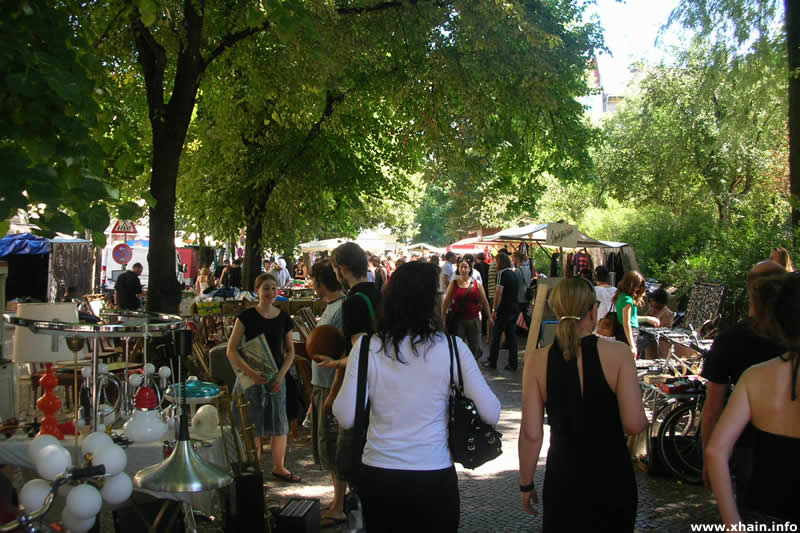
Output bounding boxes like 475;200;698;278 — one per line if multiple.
333;261;501;532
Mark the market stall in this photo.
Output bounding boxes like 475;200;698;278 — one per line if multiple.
402;243;445;256
479;222;639;350
0;233;93;303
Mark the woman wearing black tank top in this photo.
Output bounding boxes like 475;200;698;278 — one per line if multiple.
518;278;647;532
706;272;800;528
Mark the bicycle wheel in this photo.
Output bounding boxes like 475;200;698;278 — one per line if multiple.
657;401;703;484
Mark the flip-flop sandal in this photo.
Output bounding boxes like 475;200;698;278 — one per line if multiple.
320;516;346;528
271;471;302;483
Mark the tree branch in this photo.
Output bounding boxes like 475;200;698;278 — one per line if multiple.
336;1;412;15
130;13;167;121
203;20;272;70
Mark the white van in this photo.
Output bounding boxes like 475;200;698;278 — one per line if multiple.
101;246;184;290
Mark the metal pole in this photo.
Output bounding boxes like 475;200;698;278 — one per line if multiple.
92;334;99;431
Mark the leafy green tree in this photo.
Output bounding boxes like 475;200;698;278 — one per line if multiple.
71;0;602;311
1;2;122;242
174;0;604;291
596;43;787;225
668;0;799;239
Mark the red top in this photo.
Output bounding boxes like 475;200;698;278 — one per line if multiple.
453;281;481;320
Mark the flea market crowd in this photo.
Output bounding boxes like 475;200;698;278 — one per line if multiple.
3;242;799;532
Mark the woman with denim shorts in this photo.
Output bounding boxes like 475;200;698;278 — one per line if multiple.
227;272;301;483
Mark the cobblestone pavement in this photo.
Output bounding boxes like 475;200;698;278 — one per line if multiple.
88;344;720;532
269;344;722;533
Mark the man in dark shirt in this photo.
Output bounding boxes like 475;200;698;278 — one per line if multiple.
323;242;381;486
474;252;491;339
114;263;144;310
485;252;519;370
700;260;786;493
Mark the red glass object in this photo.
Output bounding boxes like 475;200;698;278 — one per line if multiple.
37;363;64;440
134;386;158;409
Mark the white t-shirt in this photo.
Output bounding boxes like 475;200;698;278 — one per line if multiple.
333;333;501;471
595;285;617;326
441;262;455;292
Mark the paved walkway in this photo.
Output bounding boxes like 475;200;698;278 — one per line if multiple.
271;345;721;532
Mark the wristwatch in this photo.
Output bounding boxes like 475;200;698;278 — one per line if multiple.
520;482;535;492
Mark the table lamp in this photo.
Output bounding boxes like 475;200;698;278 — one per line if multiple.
13;303;80;439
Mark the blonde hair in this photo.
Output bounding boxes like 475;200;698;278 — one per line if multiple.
771;247;794;272
550;278;595;361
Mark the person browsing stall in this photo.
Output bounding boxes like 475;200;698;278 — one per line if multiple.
705;272;800;528
700;260;786;492
308;260;347;527
317;242;381;486
612;270;661;357
225;273;300;482
333;262;500;532
485;252;519;370
518;278;647;531
115;262;144;310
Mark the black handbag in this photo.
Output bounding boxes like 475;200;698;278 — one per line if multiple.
446;335;502;469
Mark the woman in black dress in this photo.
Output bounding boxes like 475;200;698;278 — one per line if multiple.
518;278;647;532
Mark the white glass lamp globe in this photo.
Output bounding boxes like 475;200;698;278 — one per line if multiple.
61;508;96;533
91;443;127;476
128;373;143;387
35;444;71;481
80;431;113;457
19;479;50;513
101;472;133;505
28;434;60;463
65;484;102;519
158;366;171;379
81;366;92;379
98;363;109;375
144;363;155;376
123;410;167;443
192;404;220;438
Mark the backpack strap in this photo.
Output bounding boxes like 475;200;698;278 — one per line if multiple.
354;291;376;331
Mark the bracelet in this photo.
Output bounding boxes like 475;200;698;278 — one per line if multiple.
520;482;535;492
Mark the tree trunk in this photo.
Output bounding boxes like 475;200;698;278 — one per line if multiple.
146;126;183;314
787;0;800;244
243;214;264;292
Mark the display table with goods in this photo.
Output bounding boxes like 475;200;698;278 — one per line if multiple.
1;309;233;531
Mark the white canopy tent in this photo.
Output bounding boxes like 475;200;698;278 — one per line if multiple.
299;238;387;256
403;243;445;256
481;222;639;273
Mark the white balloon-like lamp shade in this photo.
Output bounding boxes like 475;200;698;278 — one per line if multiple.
61;508;96;533
13;303;80;363
65;484;102;520
101;472;133;505
123;410;167;443
80;431;113;457
35;444;72;481
28;434;60;462
92;443;127;476
19;479;50;513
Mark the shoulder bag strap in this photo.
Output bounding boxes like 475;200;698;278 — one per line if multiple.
351;333;372;481
448;334;465;394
